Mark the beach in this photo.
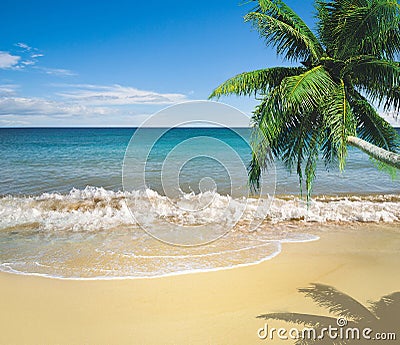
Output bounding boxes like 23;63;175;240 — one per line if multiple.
1;223;399;345
1;127;399;344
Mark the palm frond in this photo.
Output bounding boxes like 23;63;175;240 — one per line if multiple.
321;127;339;170
208;67;305;99
280;65;336;113
248;90;286;189
304;130;320;201
348;90;399;152
248;107;276;191
299;283;377;323
316;0;369;54
245;0;324;62
347;57;400;106
318;0;400;59
324;79;356;171
384;86;400;112
315;0;333;51
278;110;323;198
252;88;289;152
248;86;299;189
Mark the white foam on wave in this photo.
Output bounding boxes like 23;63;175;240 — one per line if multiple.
0;186;399;233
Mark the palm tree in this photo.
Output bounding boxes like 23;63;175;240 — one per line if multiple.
209;0;400;198
257;283;399;344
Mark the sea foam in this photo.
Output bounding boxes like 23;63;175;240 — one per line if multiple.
1;186;399;234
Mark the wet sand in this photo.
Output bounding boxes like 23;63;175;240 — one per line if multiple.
0;223;399;344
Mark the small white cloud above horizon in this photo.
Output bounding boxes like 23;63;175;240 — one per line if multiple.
0;95;153;127
36;66;77;76
0;96;116;118
56;84;188;105
0;82;189;126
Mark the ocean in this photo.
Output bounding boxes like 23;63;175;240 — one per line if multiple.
1;127;399;279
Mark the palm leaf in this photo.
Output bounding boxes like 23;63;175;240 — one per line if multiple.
248;104;277;191
323;79;356;171
321;127;339;170
245;0;324;62
304;130;320;200
208;67;305;99
280;65;336;113
248;88;296;189
279;110;322;198
339;0;400;59
347;57;400;106
318;0;400;59
384;86;400;112
348;91;399;151
279;114;308;190
316;0;368;55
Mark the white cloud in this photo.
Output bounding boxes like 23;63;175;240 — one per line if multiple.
0;96;152;127
22;60;36;66
0;84;19;96
36;67;76;76
0;96;115;117
0;83;188;126
15;42;32;51
0;43;46;71
57;84;187;105
0;52;21;69
2;43;75;76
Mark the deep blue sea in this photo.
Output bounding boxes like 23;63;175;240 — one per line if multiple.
0;127;399;279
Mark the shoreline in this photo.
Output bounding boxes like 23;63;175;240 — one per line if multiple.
0;236;319;281
1;223;399;344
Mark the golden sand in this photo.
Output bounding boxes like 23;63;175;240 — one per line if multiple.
0;224;399;344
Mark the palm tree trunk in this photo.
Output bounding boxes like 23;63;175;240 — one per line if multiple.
347;136;400;169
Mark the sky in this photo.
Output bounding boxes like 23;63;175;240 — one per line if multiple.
1;0;399;127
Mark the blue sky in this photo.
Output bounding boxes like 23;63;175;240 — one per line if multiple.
1;0;398;127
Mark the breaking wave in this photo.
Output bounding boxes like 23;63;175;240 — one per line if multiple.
1;186;399;234
0;187;399;279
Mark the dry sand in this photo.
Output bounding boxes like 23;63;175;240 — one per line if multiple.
0;223;399;344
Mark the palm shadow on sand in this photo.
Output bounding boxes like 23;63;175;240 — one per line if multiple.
257;283;399;344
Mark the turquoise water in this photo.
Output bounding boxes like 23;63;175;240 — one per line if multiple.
0;127;399;279
1;127;399;196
